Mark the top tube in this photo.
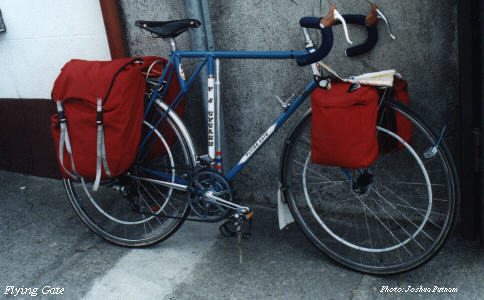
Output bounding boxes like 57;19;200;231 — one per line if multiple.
175;50;308;59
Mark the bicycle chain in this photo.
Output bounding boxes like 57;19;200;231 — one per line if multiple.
128;167;234;223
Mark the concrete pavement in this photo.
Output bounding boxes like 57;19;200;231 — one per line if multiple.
0;170;483;299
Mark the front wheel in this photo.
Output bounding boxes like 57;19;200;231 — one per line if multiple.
280;99;459;274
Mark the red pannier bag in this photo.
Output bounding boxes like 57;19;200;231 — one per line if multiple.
51;57;147;190
311;81;380;168
378;78;412;153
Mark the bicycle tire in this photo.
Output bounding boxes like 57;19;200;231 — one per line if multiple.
280;98;459;274
64;101;196;247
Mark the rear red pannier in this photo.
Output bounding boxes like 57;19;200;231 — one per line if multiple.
51;57;147;189
311;82;380;168
378;78;412;153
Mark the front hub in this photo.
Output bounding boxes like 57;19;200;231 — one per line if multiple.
352;171;375;195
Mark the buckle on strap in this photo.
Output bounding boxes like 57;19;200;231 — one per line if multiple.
56;100;67;123
56;99;79;180
93;98;111;192
96;98;103;125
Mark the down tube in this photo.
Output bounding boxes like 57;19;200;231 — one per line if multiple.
226;80;318;181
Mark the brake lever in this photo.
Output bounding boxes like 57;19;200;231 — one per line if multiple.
365;0;396;39
333;9;353;44
376;7;395;39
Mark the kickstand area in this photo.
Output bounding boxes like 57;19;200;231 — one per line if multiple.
219;214;253;239
219;212;254;264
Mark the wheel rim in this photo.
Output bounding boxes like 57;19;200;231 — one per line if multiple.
283;101;456;273
65;106;193;246
301;126;433;253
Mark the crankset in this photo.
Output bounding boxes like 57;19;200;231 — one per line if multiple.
188;169;235;222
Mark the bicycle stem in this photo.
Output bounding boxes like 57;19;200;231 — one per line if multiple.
300;27;321;78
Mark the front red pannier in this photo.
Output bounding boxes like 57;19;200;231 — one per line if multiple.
311;82;380;168
51;58;146;186
378;78;412;153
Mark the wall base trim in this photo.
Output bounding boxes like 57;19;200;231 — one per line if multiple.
0;99;60;178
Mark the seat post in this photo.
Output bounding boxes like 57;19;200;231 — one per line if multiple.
168;38;178;52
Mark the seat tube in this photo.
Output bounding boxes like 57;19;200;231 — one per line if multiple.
168;38;177;51
207;56;216;167
214;58;223;173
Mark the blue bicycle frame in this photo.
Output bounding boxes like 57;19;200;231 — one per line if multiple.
140;48;318;184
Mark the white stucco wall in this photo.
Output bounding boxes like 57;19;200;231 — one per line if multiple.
0;0;110;99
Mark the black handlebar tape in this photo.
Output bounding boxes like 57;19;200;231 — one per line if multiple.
296;27;333;66
296;17;334;66
336;14;378;57
299;16;322;29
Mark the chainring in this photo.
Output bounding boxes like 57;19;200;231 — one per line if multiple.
188;169;232;222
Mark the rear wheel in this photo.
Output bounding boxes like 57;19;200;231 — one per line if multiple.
64;103;195;247
281;99;458;274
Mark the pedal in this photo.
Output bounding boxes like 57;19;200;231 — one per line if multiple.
218;211;253;238
218;218;252;239
219;221;235;237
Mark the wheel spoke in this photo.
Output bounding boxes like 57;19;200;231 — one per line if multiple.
136;182;163;226
379;183;443;230
372;188;434;242
301;136;311;146
356;197;413;256
315;196;356;219
138;182;166;217
371;195;426;251
294;160;332;181
308;182;344;194
362;200;377;263
389;181;445;187
291;180;346;187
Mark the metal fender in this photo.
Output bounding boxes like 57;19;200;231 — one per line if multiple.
155;99;198;166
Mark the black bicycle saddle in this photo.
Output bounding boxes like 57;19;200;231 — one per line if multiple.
135;19;201;38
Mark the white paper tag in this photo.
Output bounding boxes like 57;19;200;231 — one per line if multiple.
278;186;295;230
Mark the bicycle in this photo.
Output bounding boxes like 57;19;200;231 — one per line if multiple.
62;3;459;274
